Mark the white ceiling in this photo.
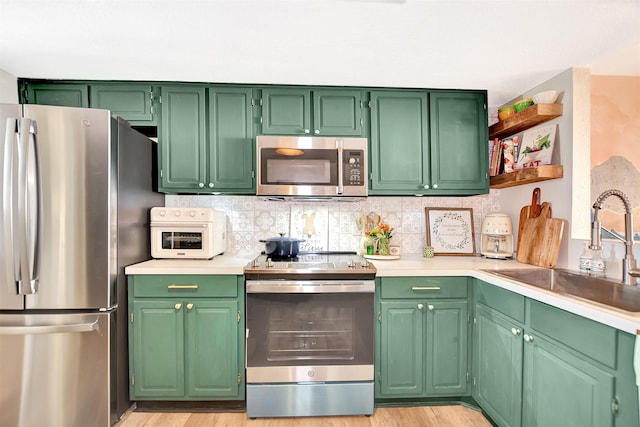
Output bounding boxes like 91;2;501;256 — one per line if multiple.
1;0;639;106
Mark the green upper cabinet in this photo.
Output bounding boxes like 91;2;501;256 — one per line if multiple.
429;91;488;193
158;85;207;192
206;87;256;192
261;87;365;136
90;84;158;125
22;83;89;108
370;89;488;195
370;90;430;194
158;85;255;194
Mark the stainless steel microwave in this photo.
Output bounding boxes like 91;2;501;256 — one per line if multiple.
256;136;368;198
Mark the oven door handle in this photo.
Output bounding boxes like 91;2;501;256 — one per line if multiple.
246;280;374;293
151;222;210;228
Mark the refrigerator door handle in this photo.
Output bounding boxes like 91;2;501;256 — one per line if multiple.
16;118;40;295
3;118;19;292
0;319;99;335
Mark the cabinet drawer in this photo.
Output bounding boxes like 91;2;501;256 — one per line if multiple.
528;299;616;368
475;280;525;323
380;277;468;299
130;275;238;298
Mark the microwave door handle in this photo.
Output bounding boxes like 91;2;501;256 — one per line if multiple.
337;141;343;195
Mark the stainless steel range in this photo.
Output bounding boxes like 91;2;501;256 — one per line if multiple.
244;252;376;418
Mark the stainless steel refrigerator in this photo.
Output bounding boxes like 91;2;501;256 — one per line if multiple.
0;104;164;427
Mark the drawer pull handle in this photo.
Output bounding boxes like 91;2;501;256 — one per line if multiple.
167;284;199;290
411;286;441;291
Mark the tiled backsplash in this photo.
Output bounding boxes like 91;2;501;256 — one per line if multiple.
166;191;501;256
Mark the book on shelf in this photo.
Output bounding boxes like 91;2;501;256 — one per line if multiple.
501;136;518;173
515;124;557;170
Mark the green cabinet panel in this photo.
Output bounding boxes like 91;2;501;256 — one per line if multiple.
128;275;244;401
376;277;468;399
261;88;311;135
522;334;614;427
90;84;157;125
370;90;430;193
186;300;239;397
475;279;525;323
131;300;185;398
207;87;255;191
426;300;468;395
429;91;488;193
473;304;523;427
261;88;364;136
378;301;424;396
159;85;207;191
23;83;89;107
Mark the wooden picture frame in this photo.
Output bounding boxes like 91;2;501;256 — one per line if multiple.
425;207;476;256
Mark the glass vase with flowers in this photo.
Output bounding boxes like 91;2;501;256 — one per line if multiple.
365;222;395;255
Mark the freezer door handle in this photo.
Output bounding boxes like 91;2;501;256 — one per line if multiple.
16;118;40;295
0;319;99;335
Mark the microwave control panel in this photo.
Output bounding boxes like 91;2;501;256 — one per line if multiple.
343;150;364;186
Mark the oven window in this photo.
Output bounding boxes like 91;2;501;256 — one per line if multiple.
161;232;203;250
246;293;373;367
260;148;338;186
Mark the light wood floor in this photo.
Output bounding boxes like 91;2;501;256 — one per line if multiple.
115;406;491;427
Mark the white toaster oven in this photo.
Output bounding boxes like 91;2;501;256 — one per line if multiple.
150;207;227;259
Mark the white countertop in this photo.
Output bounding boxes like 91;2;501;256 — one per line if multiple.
125;253;640;335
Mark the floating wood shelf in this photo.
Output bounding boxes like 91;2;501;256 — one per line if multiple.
489;103;563;139
490;165;564;189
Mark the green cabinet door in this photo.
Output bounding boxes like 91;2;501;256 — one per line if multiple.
426;300;468;395
261;88;312;135
370;90;430;194
522;334;614;427
473;304;523;427
378;300;424;397
90;84;157;125
131;300;185;398
186;300;239;397
22;83;89;107
429;91;488;194
313;89;364;136
207;87;255;192
159;85;207;191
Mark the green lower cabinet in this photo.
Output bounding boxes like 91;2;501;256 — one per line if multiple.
522;334;614;427
376;297;468;398
473;304;523;427
131;299;185;398
128;275;244;401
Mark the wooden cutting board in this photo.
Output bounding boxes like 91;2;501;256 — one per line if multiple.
516;202;564;268
517;187;552;254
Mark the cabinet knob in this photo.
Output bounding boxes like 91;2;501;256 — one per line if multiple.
198;183;205;188
417;303;424;310
314;129;320;134
186;303;194;310
304;129;310;134
423;184;429;190
524;334;534;342
174;303;182;310
433;184;438;189
511;328;521;336
427;304;434;311
208;183;214;188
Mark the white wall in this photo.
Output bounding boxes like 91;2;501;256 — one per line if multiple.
0;69;18;103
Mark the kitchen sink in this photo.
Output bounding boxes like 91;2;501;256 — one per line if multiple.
480;268;640;313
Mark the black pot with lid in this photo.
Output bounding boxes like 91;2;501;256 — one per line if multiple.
259;233;305;258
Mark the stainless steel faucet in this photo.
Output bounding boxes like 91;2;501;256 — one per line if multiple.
590;189;640;285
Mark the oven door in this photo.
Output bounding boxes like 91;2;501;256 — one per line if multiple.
150;223;213;259
245;280;374;383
